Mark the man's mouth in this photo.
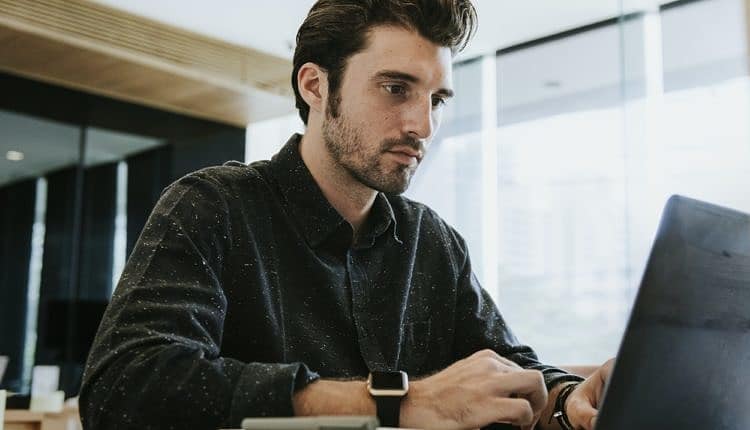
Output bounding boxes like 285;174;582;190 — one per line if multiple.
386;151;419;167
386;146;423;167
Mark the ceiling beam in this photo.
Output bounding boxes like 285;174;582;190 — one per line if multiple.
0;0;296;127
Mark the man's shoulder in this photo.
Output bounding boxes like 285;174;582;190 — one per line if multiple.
170;160;274;194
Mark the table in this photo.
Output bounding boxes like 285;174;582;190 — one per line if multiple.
3;409;80;430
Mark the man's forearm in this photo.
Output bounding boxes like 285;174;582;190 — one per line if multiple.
293;379;375;417
292;373;580;430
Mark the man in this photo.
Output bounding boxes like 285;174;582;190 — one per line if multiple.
80;1;613;429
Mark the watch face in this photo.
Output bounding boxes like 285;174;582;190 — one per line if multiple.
370;371;407;389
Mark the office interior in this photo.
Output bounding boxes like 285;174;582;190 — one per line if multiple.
1;0;749;426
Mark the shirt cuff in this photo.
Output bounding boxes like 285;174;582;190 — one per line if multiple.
228;362;320;425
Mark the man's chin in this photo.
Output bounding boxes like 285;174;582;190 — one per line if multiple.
374;176;412;195
358;177;408;194
384;170;416;194
349;165;415;194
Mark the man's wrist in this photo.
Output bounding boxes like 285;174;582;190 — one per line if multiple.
537;381;579;430
293;379;375;417
550;381;580;430
367;371;409;427
398;379;421;428
399;378;441;429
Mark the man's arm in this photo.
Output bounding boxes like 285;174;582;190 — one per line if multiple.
293;380;373;416
292;360;612;430
293;349;549;430
451;270;585;392
80;171;319;429
446;227;585;429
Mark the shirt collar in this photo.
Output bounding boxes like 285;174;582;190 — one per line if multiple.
270;134;400;248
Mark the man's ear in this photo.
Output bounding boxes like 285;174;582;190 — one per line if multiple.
297;62;329;116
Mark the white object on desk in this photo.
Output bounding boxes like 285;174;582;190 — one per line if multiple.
29;390;65;413
0;389;6;430
241;416;379;430
31;365;59;396
0;356;8;383
29;365;64;413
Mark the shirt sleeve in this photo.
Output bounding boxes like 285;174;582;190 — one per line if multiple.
450;230;584;391
79;171;319;429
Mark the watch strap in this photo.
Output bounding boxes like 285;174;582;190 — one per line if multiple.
374;395;402;427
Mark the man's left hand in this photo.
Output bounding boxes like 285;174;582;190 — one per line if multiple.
564;358;615;430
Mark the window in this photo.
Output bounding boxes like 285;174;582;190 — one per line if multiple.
407;0;750;365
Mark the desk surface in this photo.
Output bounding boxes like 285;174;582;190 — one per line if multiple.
4;409;80;430
5;411;47;422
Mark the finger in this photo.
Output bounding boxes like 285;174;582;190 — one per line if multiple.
489;370;548;415
459;397;532;428
600;358;616;380
568;394;599;430
490;397;535;427
520;411;542;430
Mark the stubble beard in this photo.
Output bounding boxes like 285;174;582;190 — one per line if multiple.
321;107;420;195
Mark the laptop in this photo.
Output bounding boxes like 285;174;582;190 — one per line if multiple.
595;195;750;429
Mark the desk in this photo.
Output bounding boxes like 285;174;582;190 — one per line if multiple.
4;410;80;430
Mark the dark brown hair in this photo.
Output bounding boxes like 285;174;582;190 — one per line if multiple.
292;0;478;125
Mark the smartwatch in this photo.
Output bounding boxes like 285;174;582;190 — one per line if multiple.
367;370;409;427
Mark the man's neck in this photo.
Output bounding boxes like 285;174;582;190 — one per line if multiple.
299;131;377;237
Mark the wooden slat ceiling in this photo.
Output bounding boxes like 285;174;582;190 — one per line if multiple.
0;0;296;126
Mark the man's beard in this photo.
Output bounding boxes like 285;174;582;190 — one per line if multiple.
321;108;422;195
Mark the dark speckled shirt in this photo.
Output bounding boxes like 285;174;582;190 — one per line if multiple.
80;134;581;429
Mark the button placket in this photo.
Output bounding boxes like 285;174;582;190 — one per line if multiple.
347;249;384;369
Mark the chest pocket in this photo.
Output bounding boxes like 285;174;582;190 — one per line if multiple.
398;319;432;375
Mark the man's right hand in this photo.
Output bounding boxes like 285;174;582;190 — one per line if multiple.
400;349;548;430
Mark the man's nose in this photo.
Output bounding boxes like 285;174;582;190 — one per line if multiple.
403;97;434;140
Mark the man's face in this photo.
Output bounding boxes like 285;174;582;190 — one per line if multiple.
322;25;453;194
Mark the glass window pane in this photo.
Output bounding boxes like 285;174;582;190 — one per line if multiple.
497;19;644;126
661;0;747;91
0;109;82;393
495;17;635;365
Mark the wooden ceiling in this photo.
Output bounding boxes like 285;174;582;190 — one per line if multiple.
0;0;296;127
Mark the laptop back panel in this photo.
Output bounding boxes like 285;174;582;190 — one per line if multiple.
596;195;750;430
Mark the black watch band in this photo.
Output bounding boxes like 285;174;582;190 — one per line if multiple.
374;395;402;427
367;371;408;427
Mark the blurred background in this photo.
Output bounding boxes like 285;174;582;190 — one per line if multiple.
1;0;749;397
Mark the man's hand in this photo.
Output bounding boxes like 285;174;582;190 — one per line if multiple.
565;358;615;430
400;349;548;430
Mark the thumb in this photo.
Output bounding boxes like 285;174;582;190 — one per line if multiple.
568;397;598;430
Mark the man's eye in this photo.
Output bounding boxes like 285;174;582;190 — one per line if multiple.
432;97;446;108
384;84;407;96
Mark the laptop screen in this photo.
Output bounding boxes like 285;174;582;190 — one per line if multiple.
596;195;750;430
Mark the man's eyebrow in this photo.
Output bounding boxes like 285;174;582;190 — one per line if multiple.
373;70;455;98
